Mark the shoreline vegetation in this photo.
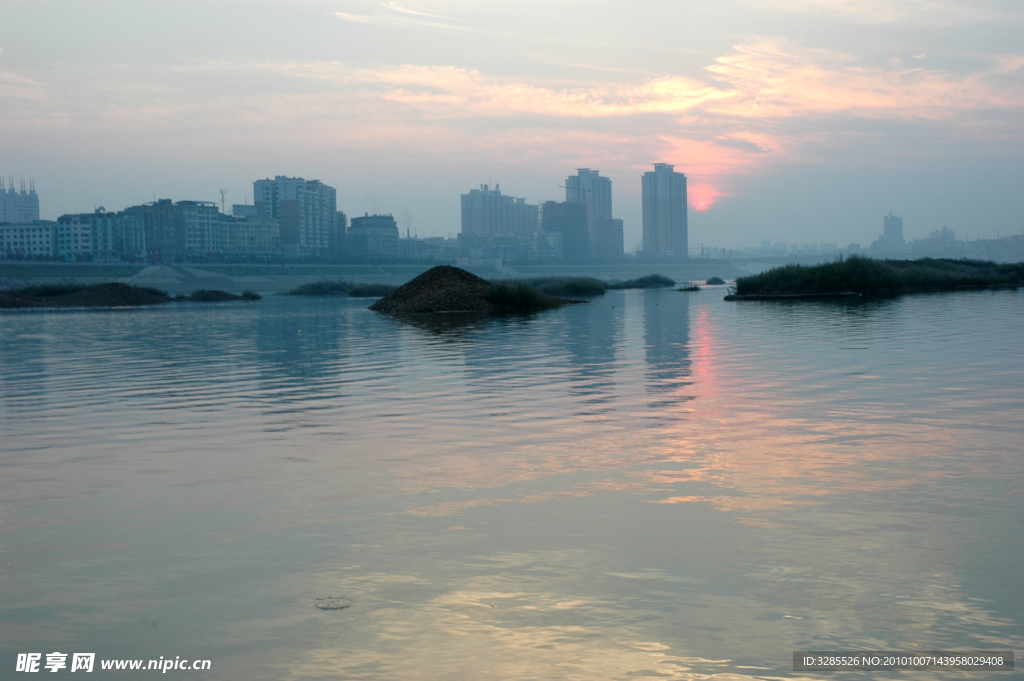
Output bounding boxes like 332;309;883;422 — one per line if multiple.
497;274;676;297
727;256;1023;300
285;281;397;297
293;271;679;312
0;267;685;311
0;282;261;308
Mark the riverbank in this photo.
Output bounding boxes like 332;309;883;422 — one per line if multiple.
0;282;261;308
1;261;748;296
728;257;1023;299
0;282;171;308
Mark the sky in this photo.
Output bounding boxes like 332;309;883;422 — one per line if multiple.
2;0;1023;251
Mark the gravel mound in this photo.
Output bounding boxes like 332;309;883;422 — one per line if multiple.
369;265;495;314
0;282;170;309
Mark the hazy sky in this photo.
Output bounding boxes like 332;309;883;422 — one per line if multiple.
2;0;1023;250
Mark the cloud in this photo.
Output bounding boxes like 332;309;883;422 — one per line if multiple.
747;0;1020;25
705;40;1024;120
0;71;47;100
4;38;1022;217
375;68;731;118
245;42;1023;126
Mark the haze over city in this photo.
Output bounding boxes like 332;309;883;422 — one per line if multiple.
3;0;1023;251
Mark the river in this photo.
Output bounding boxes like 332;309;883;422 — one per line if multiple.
2;288;1021;679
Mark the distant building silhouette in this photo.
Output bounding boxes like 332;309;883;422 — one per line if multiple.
461;184;539;237
223;205;280;256
0;178;40;224
1;221;56;258
333;210;348;259
541;201;589;260
232;204;260;218
565;169;612;250
57;209;146;260
595;218;624;258
641;164;687;257
254;176;337;259
123;199;208;262
869;212;907;254
883;212;905;245
349;213;399;258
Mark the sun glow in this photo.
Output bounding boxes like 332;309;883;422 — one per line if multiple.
689;183;722;211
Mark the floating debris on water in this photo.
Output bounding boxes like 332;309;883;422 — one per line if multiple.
313;597;353;611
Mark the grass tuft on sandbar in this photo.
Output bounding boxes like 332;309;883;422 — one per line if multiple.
735;256;1023;297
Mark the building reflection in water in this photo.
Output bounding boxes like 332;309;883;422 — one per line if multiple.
642;289;693;414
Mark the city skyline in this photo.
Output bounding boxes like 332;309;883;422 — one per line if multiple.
2;1;1022;252
6;168;1022;257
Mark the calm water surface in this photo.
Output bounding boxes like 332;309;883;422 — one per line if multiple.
2;289;1022;679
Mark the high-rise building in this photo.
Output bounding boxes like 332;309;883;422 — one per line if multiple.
461;184;539;237
332;210;348;259
883;212;905;245
641;164;688;256
254;176;337;258
565;169;612;249
595;218;624;258
1;178;40;224
541;201;589;260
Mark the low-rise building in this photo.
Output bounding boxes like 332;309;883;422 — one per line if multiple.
220;208;281;256
1;221;57;258
348;214;399;258
399;236;459;261
57;209;146;261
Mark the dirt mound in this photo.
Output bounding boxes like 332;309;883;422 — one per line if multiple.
370;266;495;314
0;282;170;309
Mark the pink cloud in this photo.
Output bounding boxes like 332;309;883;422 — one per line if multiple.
706;39;1024;120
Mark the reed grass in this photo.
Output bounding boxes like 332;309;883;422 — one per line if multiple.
3;283;170;299
348;284;396;297
735;256;1023;296
485;282;562;312
505;277;607;297
608;274;675;289
6;283;90;298
286;280;394;297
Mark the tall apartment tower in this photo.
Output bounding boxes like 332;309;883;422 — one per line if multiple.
1;178;40;224
541;201;589;260
254;176;337;258
883;212;905;245
565;169;612;252
641;164;687;257
461;184;539;236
